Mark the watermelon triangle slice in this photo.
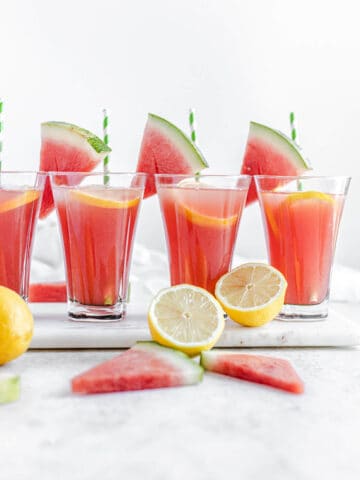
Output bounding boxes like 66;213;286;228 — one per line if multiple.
241;121;311;205
29;282;67;303
201;350;304;394
39;122;111;218
72;341;204;394
136;113;208;198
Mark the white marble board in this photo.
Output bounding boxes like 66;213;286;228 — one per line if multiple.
29;302;360;349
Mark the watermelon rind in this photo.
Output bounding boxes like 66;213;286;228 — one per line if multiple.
249;121;310;170
134;341;204;384
0;374;20;404
148;114;208;169
199;350;217;370
41;121;111;156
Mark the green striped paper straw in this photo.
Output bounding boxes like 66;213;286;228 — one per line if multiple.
189;108;197;144
0;99;3;171
103;108;109;184
289;111;298;144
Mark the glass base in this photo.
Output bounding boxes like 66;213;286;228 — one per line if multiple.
277;299;328;322
67;300;126;322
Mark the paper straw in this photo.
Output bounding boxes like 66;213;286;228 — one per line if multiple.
289;111;298;144
103;108;110;174
0;99;3;170
189;108;197;144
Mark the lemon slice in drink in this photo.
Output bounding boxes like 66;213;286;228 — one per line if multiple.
69;188;140;209
286;190;334;205
176;182;238;228
215;263;287;327
0;190;40;214
148;284;225;356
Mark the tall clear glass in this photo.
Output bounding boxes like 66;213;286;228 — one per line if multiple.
255;175;351;320
155;174;250;294
50;172;146;321
0;171;46;300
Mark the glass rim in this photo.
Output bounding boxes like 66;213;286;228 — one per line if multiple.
0;170;47;175
254;174;351;181
155;173;251;179
47;171;147;177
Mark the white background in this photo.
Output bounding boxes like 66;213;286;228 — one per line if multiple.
0;0;359;267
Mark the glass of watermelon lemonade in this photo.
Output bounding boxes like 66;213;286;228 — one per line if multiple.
155;174;250;294
255;175;351;320
0;171;46;300
50;172;146;321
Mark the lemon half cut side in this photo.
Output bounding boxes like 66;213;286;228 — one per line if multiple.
148;284;225;356
215;263;287;327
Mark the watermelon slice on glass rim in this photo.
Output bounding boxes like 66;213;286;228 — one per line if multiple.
241;121;311;205
136;113;208;198
39;121;111;218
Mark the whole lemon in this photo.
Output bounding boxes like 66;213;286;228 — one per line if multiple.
0;286;33;365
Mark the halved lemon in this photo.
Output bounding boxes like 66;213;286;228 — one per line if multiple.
215;263;287;327
69;188;140;209
148;284;225;356
0;190;40;214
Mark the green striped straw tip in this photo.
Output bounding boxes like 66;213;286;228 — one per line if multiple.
289;111;298;143
189;107;197;144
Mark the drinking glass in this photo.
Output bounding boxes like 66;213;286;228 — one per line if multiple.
155;174;250;294
255;175;351;320
0;171;46;300
50;172;146;321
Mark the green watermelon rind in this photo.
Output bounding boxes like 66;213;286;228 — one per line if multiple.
199;350;217;370
0;374;20;404
134;341;204;384
148;113;209;170
249;121;311;170
42;121;111;154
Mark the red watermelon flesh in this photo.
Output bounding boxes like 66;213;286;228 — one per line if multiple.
136;113;208;198
72;341;203;394
29;282;67;303
39;122;111;218
241;121;311;205
201;350;304;394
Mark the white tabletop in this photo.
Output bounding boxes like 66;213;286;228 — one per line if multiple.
2;303;360;480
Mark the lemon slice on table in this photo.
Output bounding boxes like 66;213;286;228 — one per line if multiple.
0;190;40;214
69;188;140;209
148;284;225;356
215;263;287;327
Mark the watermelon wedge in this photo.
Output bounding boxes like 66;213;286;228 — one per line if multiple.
72;341;204;394
39;122;111;218
241;121;311;204
29;282;67;303
136;113;208;198
201;350;304;394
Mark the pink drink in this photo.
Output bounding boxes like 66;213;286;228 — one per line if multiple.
51;173;145;321
0;189;41;297
261;191;345;305
156;176;249;294
256;175;350;319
